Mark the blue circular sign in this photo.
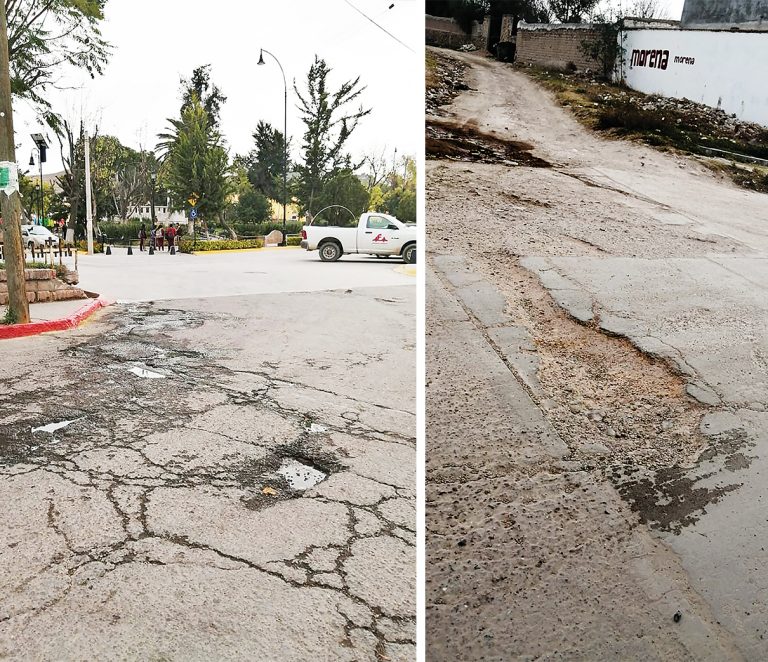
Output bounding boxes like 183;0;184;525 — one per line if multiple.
189;208;198;219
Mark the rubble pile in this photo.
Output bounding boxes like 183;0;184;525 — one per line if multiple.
598;87;768;147
426;50;468;115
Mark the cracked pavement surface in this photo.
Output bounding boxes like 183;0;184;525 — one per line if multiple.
0;286;415;660
427;48;767;660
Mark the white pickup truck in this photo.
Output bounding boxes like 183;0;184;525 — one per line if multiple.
301;212;416;263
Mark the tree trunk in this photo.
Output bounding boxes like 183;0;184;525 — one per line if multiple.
220;214;237;239
0;4;30;324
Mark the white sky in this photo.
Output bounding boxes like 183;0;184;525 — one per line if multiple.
14;0;422;176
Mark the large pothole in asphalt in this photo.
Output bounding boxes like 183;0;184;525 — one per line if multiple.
426;117;552;167
240;439;346;511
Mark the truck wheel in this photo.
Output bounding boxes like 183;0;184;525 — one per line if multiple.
402;244;416;264
319;242;342;262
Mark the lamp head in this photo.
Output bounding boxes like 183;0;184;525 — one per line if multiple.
257;50;265;66
29;153;35;166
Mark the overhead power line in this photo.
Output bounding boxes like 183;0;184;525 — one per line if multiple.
341;0;416;54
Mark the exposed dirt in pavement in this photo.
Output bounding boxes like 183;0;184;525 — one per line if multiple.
426;46;753;659
426;118;552;166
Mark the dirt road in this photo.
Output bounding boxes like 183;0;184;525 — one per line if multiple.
427;48;768;660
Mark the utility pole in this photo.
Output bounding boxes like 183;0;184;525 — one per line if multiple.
0;4;30;324
84;129;93;255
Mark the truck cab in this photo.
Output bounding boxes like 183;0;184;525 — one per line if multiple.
301;212;416;263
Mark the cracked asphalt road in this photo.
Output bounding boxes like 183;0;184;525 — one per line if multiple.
0;285;415;660
427;48;767;660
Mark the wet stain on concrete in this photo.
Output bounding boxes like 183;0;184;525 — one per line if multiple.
609;428;754;534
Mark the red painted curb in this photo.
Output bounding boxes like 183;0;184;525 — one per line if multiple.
0;297;111;340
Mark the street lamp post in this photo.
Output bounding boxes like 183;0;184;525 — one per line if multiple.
28;148;43;225
30;133;48;225
257;48;287;247
150;172;157;225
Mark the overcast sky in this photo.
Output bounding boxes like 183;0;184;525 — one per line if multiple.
14;0;422;176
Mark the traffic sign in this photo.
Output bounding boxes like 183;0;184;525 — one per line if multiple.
189;208;198;220
188;193;199;207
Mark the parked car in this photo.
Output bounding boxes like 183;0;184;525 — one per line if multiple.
301;212;416;263
21;224;61;249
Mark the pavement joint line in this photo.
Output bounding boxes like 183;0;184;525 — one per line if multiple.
428;255;555;417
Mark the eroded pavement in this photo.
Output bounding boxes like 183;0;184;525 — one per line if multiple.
0;287;415;660
427;47;768;659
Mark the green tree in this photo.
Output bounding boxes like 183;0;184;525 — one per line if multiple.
159;97;233;236
181;64;227;128
293;56;371;215
6;0;111;113
364;154;417;223
311;169;370;226
241;121;290;203
230;187;271;224
18;174;62;224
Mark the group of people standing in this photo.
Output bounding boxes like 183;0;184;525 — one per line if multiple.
138;223;180;252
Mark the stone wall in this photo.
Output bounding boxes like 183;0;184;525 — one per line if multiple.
0;269;86;306
426;14;488;50
515;22;600;71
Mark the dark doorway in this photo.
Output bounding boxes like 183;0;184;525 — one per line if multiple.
487;12;502;53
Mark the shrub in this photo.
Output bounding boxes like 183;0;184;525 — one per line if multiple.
230;220;303;238
76;240;104;253
98;220;145;243
286;236;303;246
178;238;264;253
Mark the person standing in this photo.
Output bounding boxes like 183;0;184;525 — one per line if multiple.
138;223;147;252
149;225;157;251
157;225;164;251
166;224;176;251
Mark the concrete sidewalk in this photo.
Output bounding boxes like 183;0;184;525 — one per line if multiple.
28;299;90;322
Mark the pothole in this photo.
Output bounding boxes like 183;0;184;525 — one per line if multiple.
276;458;327;490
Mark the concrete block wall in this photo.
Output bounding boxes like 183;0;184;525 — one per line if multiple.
0;269;86;305
516;23;601;71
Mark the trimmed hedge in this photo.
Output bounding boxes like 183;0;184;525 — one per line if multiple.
286;236;302;246
179;238;264;253
76;240;104;253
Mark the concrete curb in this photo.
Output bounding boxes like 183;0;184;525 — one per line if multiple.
394;265;417;277
0;297;111;341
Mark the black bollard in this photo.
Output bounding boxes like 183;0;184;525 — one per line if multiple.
106;245;112;255
149;244;155;255
127;244;133;255
169;244;176;255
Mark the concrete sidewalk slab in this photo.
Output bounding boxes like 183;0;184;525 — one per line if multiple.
0;298;108;340
29;299;89;322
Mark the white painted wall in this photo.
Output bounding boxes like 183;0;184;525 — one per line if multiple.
619;29;768;127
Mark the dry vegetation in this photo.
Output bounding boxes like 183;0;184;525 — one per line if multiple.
523;66;768;193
